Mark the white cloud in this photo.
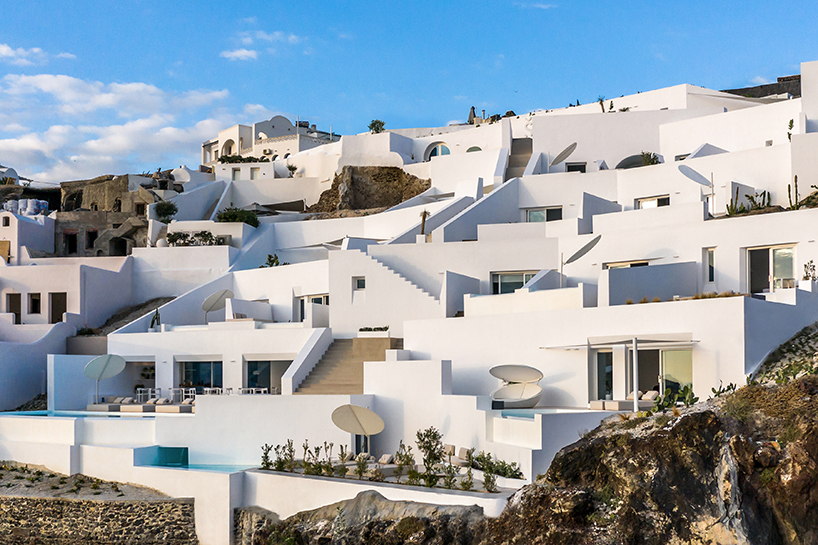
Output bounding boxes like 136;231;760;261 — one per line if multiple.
241;16;257;24
513;2;557;8
0;74;238;183
243;103;278;119
2;123;29;133
494;54;505;69
2;74;220;117
751;76;771;85
0;43;74;65
220;48;258;61
248;31;302;44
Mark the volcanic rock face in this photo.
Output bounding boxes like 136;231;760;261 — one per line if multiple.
238;377;818;544
306;166;430;213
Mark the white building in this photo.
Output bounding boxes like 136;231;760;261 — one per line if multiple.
2;60;818;545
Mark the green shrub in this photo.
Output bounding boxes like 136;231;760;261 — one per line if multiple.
354;453;368;480
416;427;444;488
216;207;259;228
393;440;414;484
723;395;752;423
154;200;178;223
261;443;273;470
460;467;474;491
441;461;458;489
482;470;498;493
759;467;776;486
395;516;424;539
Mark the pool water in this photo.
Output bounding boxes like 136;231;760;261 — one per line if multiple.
1;410;189;418
181;464;257;473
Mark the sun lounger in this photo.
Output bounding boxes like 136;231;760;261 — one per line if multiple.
601;390;660;411
155;404;194;414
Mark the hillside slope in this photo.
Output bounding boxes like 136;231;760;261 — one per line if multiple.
239;376;818;544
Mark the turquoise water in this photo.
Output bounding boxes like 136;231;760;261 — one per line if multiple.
0;410;190;418
181;464;256;473
500;408;591;419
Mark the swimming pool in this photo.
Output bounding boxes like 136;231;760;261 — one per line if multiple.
0;410;190;418
500;408;597;419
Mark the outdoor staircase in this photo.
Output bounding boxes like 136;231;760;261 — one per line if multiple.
368;255;439;301
295;338;404;395
505;138;533;181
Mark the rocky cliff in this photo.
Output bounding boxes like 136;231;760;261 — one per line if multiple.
306;166;430;214
236;376;818;545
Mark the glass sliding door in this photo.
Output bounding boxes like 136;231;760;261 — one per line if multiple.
181;361;223;393
661;350;692;396
772;247;795;290
596;352;613;400
246;361;271;390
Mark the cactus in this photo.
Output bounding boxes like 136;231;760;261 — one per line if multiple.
788;175;800;210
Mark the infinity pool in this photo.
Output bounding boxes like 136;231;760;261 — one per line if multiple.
0;410;190;418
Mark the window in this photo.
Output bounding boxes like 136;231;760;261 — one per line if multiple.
63;233;78;254
232;168;241;181
466;146;482;153
674;153;690;161
636;195;670;209
491;272;537;294
526;207;562;223
705;248;715;283
250;167;260;180
566;162;586;173
428;143;450;159
603;261;649;270
135;203;146;216
180;361;223;394
86;230;98;250
353;277;366;290
2;217;9;227
28;293;41;314
748;245;795;293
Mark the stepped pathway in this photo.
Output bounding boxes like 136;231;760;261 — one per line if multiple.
296;338;403;395
504;138;533;180
368;255;439;301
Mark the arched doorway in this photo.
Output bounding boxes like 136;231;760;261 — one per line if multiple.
425;142;450;161
221;139;236;157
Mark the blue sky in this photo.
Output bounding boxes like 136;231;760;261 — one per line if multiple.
1;0;817;184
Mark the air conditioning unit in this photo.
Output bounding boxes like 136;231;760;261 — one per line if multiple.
216;235;232;246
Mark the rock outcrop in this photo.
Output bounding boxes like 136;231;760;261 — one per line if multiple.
238;376;818;544
306;166;430;213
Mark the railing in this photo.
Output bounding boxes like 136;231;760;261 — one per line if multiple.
168;387;196;403
136;388;161;403
238;387;277;395
202;387;233;395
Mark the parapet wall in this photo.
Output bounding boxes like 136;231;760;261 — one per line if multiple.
0;496;198;544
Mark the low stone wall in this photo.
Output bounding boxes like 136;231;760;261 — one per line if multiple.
0;496;198;544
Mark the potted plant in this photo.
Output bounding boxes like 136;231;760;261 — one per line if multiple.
800;260;817;292
358;326;390;338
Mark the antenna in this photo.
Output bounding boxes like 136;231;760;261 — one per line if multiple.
84;354;126;404
560;234;602;288
548;142;578;173
202;289;234;323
